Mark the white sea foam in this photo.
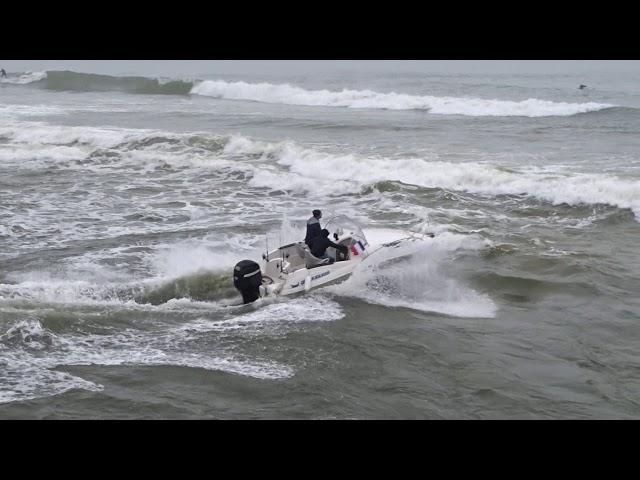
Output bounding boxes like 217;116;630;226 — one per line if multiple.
191;79;614;117
327;231;496;318
0;294;347;404
0;320;292;405
0;104;67;118
229;137;640;219
0;121;156;149
2;121;638;220
0;71;47;85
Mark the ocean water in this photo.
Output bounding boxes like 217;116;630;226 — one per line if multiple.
0;60;639;419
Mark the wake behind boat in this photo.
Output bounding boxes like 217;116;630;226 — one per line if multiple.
233;215;433;304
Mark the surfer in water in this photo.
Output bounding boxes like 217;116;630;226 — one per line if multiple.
579;84;587;90
0;69;6;78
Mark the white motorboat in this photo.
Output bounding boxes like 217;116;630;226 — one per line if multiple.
232;215;433;304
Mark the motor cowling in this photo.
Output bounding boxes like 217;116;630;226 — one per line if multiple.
233;260;262;304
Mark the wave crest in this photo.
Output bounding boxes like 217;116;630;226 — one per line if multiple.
6;70;194;95
190;79;615;117
3;70;616;116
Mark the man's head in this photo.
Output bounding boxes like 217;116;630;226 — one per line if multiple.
313;210;322;219
321;229;330;237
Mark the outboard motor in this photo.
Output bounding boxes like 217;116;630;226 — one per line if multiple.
233;260;263;304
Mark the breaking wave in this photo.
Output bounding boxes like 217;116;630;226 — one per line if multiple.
3;70;616;116
190;79;615;117
2;121;639;220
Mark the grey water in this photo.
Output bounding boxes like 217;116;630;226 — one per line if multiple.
0;60;639;419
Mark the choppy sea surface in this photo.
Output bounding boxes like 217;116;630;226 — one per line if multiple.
1;61;639;419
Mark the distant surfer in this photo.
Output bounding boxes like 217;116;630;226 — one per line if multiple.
579;84;587;90
0;69;6;78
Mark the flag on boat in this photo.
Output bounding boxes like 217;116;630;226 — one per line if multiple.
350;240;366;256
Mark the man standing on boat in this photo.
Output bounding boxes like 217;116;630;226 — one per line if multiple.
305;209;322;247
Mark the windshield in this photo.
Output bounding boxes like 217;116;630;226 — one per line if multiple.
323;215;368;244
